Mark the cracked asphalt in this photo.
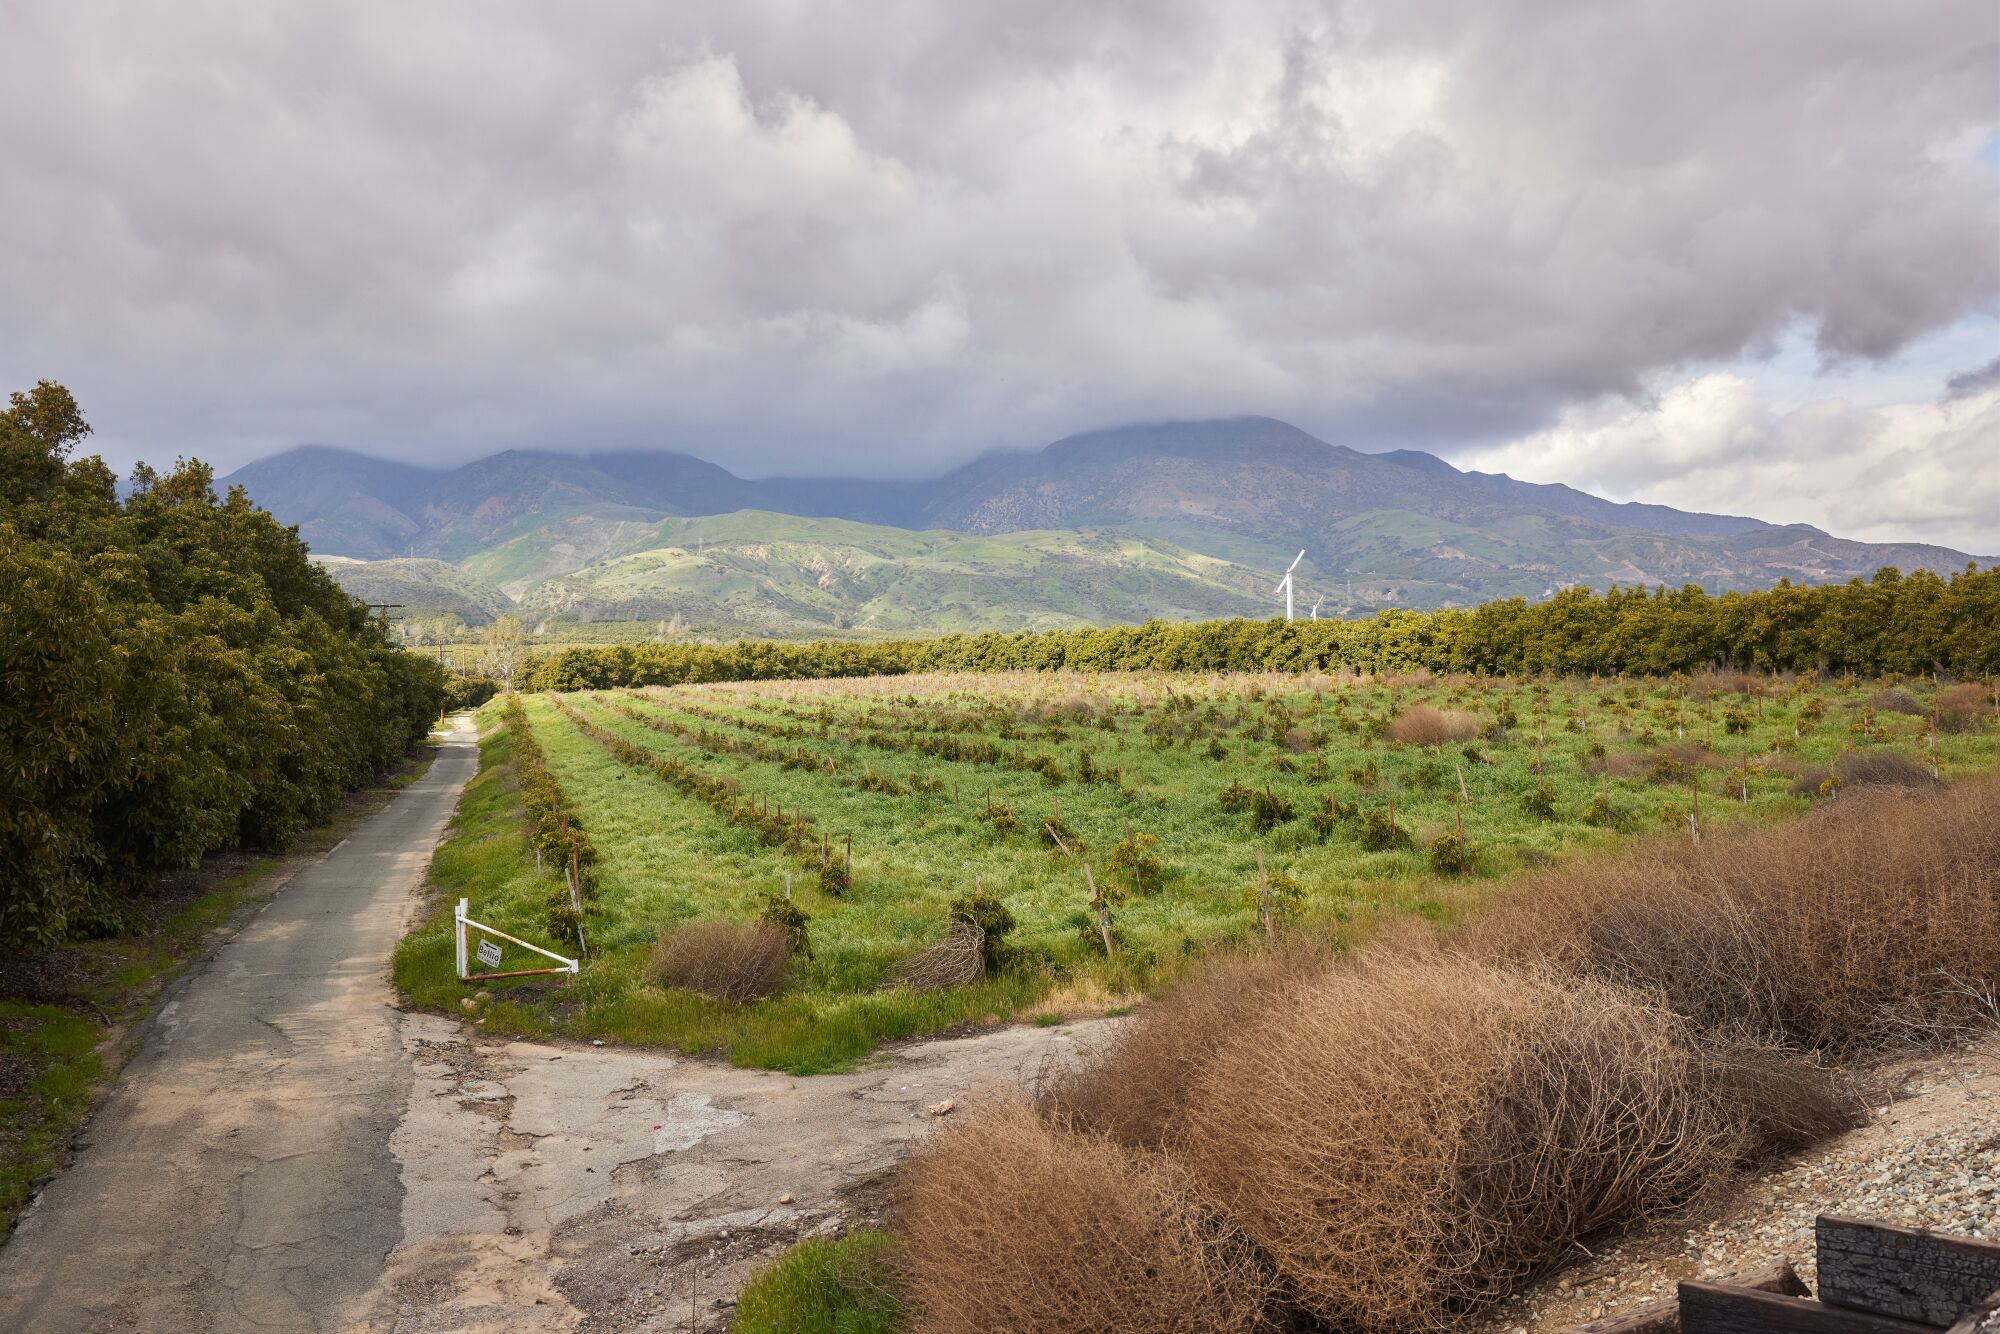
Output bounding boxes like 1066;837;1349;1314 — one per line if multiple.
370;1012;1115;1331
0;718;480;1332
0;716;1117;1332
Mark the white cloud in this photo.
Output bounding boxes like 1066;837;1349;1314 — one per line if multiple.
1456;372;2000;555
0;0;1993;531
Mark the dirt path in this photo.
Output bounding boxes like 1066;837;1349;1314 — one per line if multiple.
0;714;1117;1333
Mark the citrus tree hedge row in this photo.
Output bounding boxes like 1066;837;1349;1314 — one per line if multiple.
527;565;2000;693
0;382;446;946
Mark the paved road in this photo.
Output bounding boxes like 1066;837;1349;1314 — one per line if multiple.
370;1009;1117;1331
0;718;480;1333
0;712;1116;1332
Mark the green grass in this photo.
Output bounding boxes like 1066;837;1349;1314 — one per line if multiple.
0;1003;103;1226
733;1228;904;1334
395;716;1054;1073
394;674;2000;1073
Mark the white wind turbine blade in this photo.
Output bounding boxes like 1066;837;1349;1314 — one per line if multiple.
1286;549;1305;574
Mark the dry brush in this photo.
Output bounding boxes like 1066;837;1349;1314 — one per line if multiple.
893;776;2000;1332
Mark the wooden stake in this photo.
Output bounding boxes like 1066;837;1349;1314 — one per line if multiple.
566;853;588;960
1083;863;1114;956
1256;850;1274;941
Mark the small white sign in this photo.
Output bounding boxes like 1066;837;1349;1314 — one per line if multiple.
475;939;503;969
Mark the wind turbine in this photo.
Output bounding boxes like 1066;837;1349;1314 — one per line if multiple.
1276;550;1305;622
1310;594;1324;622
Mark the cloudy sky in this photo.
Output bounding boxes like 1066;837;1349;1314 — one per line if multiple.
5;1;1998;550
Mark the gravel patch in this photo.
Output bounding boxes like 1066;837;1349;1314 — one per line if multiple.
1475;1037;2000;1331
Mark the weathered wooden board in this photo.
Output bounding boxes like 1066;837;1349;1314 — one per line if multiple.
1563;1258;1810;1333
1679;1281;1940;1334
1942;1287;2000;1334
1817;1216;2000;1327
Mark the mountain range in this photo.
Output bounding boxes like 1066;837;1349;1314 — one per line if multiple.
221;417;1987;637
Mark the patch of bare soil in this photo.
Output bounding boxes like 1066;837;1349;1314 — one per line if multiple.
0;1050;32;1102
1473;1034;2000;1331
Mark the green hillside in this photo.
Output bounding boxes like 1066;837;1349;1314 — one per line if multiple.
316;511;1284;636
239;419;1989;630
515;512;1272;633
315;494;1995;642
312;556;513;627
456;507;670;594
291;413;1992;639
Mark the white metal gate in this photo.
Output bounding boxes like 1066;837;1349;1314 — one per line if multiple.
454;898;580;981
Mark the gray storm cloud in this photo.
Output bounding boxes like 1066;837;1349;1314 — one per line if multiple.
1;0;1994;484
1946;356;2000;399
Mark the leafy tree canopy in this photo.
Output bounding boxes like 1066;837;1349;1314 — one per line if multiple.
0;383;445;945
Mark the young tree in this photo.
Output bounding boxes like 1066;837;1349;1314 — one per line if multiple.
485;613;527;690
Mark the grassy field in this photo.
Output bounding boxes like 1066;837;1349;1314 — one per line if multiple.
393;669;1999;1073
